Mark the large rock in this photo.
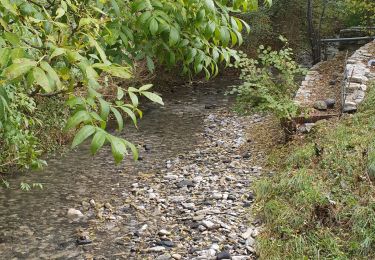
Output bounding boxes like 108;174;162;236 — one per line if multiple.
324;99;336;109
343;102;357;113
67;208;84;219
313;101;327;111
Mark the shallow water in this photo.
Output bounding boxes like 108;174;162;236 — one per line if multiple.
0;79;236;259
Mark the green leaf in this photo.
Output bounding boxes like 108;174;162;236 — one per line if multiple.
119;106;137;127
169;27;180;46
220;26;230;47
142;91;164;105
1;59;37;80
55;7;65;19
40;61;62;89
50;48;66;60
139;84;153;91
132;0;149;12
0;0;19;15
117;87;125;100
88;36;109;64
93;64;132;79
32;67;53;92
91;130;107;154
187;48;197;63
123;139;139;160
110;0;121;16
111;107;124;131
72;125;95;148
204;0;216;12
65;110;91;131
99;98;110;120
128;91;139;107
0;48;10;68
4;32;20;46
109;136;128;164
146;56;155;73
149;18;158;35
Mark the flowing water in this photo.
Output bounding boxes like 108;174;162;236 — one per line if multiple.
0;79;236;259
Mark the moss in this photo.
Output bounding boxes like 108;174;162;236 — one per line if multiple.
255;83;375;259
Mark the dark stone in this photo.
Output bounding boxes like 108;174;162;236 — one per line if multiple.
324;99;336;109
76;237;92;245
329;79;337;86
222;159;231;163
176;179;195;188
243;202;252;208
188;247;199;254
156;240;175;247
242;152;251;159
217;251;232;260
143;144;151;151
205;104;217;109
190;222;200;229
313;100;328;111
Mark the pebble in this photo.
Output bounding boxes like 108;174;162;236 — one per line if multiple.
202;220;216;230
176;179;194;188
172;253;182;260
217;251;231;260
148;246;166;252
158;229;171;236
241;228;253;239
67;208;83;219
89;199;96;207
69;110;265;259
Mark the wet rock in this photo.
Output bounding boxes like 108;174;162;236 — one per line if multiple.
76;236;92;245
217;251;232;260
324;98;336;109
67;208;83;219
157;240;175;247
176;179;194;188
313;100;327;111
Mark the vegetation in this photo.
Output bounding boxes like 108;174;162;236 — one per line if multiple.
0;0;272;175
230;37;306;120
255;82;375;259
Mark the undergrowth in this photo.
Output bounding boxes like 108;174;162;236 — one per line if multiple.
255;82;375;259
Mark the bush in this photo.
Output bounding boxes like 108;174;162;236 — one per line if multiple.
230;37;306;119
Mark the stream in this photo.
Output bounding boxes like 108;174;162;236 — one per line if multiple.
0;78;238;259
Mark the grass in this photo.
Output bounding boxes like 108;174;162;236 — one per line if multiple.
255;82;375;259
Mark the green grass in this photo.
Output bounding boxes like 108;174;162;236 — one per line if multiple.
255;82;375;259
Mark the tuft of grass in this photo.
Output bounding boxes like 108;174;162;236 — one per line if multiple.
255;83;375;259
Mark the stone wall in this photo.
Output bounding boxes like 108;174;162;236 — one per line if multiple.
343;40;375;113
294;40;375;114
